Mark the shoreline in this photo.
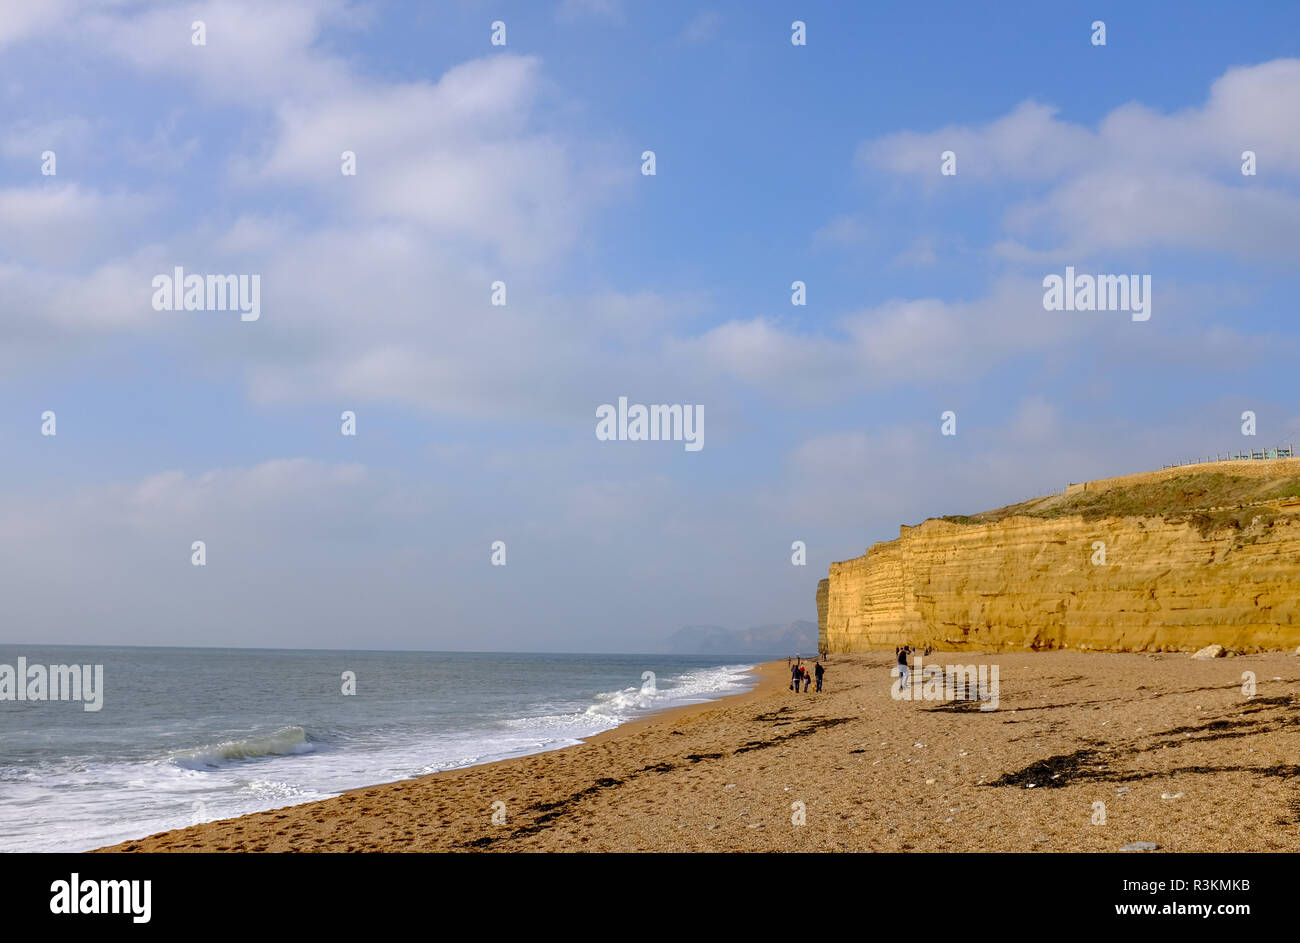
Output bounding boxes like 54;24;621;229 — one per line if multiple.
580;660;785;746
92;658;786;852
96;651;1300;852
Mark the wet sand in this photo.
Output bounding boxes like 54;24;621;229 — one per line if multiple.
96;652;1300;852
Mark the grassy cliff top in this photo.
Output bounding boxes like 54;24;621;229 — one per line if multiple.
940;469;1300;534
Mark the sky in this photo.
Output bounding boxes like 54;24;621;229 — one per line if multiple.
1;0;1298;652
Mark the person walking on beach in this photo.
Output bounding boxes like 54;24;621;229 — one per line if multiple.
814;660;825;692
791;660;802;692
802;665;811;692
895;645;911;689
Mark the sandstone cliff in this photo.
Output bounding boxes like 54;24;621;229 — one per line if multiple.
820;459;1300;653
816;578;829;653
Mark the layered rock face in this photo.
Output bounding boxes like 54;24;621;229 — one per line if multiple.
820;461;1300;653
816;579;829;652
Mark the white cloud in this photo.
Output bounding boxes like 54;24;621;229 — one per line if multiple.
863;61;1300;181
0;0;75;48
860;100;1093;183
88;0;358;105
0;184;156;265
860;59;1300;259
1003;170;1300;260
248;54;606;264
679;277;1095;400
0;20;627;404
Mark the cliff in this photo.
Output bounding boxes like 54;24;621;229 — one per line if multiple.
816;579;829;653
820;459;1300;653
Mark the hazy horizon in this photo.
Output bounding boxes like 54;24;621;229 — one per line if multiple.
0;625;817;656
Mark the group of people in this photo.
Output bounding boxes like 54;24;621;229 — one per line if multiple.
788;657;825;693
786;644;936;693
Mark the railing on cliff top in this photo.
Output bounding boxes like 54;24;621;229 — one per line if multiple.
1161;445;1294;470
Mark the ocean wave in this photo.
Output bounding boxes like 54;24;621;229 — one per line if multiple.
504;663;756;736
3;658;759;851
170;726;315;770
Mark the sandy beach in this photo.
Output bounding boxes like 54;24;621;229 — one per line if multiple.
97;651;1300;852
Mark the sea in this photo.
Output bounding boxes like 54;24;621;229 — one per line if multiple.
0;646;759;852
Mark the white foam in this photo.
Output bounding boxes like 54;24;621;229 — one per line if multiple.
0;662;756;852
505;662;756;739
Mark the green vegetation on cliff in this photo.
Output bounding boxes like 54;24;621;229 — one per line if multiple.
940;471;1300;536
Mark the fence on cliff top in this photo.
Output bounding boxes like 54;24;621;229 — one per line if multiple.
1161;445;1294;469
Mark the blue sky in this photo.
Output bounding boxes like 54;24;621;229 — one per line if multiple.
1;0;1298;651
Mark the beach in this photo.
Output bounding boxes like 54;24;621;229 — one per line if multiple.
97;651;1300;852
